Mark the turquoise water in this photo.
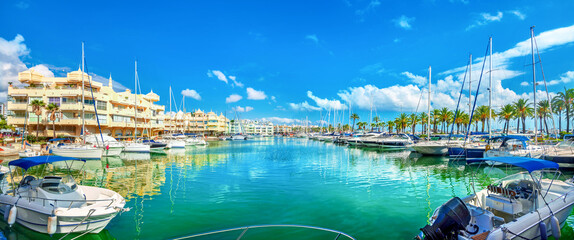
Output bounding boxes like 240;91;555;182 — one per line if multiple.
1;138;573;239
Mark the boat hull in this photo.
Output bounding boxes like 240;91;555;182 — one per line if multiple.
411;145;448;156
51;148;103;159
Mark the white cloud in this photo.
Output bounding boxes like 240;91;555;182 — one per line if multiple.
228;75;244;88
29;64;54;78
0;34;29;97
520;81;529;86
393;15;415;30
208;70;228;84
307;91;347;110
181;89;201;100
508;10;526;20
289;101;322;111
246;87;267;100
466;11;503;31
355;0;381;15
233;106;253;112
401;71;427;86
259;117;304;125
305;34;319;44
226;94;242;103
547;71;574;86
15;1;30;9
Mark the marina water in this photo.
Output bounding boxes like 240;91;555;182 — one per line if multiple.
1;138;573;239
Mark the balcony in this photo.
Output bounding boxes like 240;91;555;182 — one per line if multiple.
60;103;82;111
7;102;28;111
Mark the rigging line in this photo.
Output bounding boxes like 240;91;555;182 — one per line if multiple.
534;32;557;136
449;58;470;143
83;57;105;146
464;39;491;142
414;87;424;113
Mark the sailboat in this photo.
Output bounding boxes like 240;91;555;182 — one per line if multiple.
123;61;151;153
51;43;103;159
164;86;186;148
411;66;462;155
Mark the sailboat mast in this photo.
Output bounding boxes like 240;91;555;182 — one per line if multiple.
488;37;492;139
530;26;537;144
169;86;172;134
469;54;472;123
134;61;138;140
427;66;431;141
81;42;86;144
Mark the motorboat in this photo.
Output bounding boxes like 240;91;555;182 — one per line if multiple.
411;139;462;156
123;142;151;153
346;133;380;147
143;139;167;150
0;156;127;234
231;134;247;141
377;134;414;149
417;157;574;240
165;139;186;148
51;144;103;160
483;135;546;159
0;147;19;157
542;139;574;168
84;134;124;156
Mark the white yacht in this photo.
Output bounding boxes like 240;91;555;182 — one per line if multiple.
123;142;151;153
84;134;124;156
483;135;546;159
411;138;463;156
0;156;127;234
51;144;103;160
417;157;574;240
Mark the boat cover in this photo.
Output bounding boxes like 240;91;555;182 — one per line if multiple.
478;157;558;173
9;156;85;170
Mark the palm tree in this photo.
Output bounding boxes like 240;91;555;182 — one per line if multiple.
552;96;565;133
498;104;515;134
350;113;359;131
46;103;60;138
372;116;380;129
419;112;428;134
474;105;491;133
439;107;452;133
554;88;574;132
457;112;470;134
396;113;409;133
409;113;419;134
357;121;366;130
377;122;385;132
30;99;46;138
432;109;441;133
537;100;551;135
370;123;376;131
452;110;465;134
514;98;533;134
386;120;395;133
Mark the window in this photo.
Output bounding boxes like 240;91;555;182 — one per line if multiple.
84;113;95;120
97;114;107;124
96;101;107;111
48;97;60;106
62;112;75;119
84;99;95;105
62;97;77;104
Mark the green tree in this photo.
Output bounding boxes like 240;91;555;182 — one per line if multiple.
514;98;533;134
396;113;409;133
439;107;453;133
386;120;395;133
497;104;515;134
30;99;46;138
350;113;359;131
409;113;419;134
554;88;574;132
432;109;441;133
46;103;60;138
537;100;551;135
552;96;565;133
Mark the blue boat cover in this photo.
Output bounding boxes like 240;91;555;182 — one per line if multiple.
478;157;558;172
490;135;530;142
48;138;71;142
9;156;85;170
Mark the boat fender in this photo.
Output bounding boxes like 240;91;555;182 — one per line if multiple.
550;214;561;239
2;205;11;222
47;215;57;235
539;221;547;240
7;205;17;226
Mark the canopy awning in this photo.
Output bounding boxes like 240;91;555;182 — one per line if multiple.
477;157;559;173
48;138;73;142
9;156;85;170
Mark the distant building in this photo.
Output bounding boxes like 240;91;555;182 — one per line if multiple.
7;68;165;137
164;109;229;136
0;103;5;117
229;120;274;135
274;125;293;134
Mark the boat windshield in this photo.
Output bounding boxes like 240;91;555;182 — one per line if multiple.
40;175;78;194
555;140;574;149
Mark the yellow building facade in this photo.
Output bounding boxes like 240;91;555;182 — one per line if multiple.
7;68;166;138
164;109;229;135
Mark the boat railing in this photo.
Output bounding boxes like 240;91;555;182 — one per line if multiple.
171;224;356;240
18;195;118;210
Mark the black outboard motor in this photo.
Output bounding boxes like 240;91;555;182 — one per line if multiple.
420;197;471;240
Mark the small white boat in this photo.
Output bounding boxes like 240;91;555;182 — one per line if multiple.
166;140;186;148
51;144;103;160
417;157;574;240
231;134;247;141
84;134;124;156
483;135;546;160
412;139;463;156
0;156;127;234
123;142;151;153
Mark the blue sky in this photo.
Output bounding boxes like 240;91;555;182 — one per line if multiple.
1;0;574;127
